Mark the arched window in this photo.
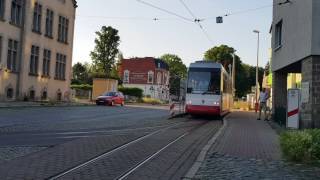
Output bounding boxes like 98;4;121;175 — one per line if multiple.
6;88;14;99
148;71;154;84
57;89;62;101
29;90;35;100
42;91;47;100
123;70;129;83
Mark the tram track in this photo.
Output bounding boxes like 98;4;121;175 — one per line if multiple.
47;122;186;180
48;120;210;180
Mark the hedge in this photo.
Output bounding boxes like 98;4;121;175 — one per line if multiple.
71;84;93;91
280;129;320;163
118;87;143;98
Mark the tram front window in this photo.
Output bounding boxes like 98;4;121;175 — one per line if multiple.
187;69;221;95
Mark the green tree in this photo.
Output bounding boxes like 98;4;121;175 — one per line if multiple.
72;62;91;84
160;54;187;96
203;45;265;98
204;45;237;71
90;26;120;78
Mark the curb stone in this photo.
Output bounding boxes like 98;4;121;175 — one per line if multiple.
182;114;230;180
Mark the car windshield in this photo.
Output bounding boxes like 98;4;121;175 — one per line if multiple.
103;92;116;96
187;68;221;95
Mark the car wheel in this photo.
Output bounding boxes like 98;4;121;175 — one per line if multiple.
110;101;115;106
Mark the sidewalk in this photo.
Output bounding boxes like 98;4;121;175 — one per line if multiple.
195;111;320;180
0;101;94;108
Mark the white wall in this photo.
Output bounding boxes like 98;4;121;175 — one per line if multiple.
272;0;313;71
123;84;169;101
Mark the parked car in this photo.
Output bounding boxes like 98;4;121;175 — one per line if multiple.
96;92;125;106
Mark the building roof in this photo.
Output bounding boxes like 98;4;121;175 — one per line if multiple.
122;57;169;71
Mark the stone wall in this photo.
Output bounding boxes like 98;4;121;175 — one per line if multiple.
272;71;287;125
300;56;320;128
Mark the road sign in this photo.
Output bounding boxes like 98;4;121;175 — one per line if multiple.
287;89;300;129
216;16;223;23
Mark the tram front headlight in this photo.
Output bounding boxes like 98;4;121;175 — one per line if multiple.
213;101;220;106
187;100;192;105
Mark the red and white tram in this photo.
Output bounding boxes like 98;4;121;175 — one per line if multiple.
185;61;233;116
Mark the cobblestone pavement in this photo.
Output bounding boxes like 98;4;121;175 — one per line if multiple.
0;117;222;180
196;153;320;180
0;146;46;162
195;112;320;180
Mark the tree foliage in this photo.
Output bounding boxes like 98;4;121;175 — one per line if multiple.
72;62;92;85
204;45;237;71
160;54;187;96
90;26;120;78
204;45;265;98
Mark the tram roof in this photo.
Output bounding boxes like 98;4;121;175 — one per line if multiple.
189;61;223;69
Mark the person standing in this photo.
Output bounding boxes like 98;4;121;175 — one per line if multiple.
257;88;269;120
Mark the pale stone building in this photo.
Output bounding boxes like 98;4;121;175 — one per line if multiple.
272;0;320;128
0;0;77;101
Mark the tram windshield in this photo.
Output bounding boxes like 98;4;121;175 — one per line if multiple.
187;68;221;95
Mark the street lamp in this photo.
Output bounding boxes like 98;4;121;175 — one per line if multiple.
253;30;260;113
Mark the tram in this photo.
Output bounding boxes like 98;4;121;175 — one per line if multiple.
185;61;233;116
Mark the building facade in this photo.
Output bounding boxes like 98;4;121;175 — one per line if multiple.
119;57;170;101
0;0;77;101
271;0;320;128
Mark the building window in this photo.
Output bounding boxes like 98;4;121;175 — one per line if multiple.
58;16;69;43
0;0;5;19
29;89;35;100
43;49;51;76
45;9;54;38
148;71;154;84
275;20;282;48
7;39;18;72
29;45;39;75
123;70;129;83
57;91;62;101
55;53;66;80
32;2;42;33
41;90;47;100
11;0;23;26
6;88;13;99
157;72;161;84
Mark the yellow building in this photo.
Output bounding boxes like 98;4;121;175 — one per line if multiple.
92;78;118;100
0;0;77;101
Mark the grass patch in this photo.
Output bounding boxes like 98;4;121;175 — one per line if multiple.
280;129;320;163
140;97;163;105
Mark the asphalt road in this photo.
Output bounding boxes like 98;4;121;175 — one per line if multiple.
0;106;171;147
0;104;222;180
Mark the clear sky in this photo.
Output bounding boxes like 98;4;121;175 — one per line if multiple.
73;0;272;67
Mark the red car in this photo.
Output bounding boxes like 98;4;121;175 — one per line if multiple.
96;92;125;106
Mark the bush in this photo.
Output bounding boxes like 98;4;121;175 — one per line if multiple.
118;87;143;98
71;84;92;91
280;129;320;162
141;97;163;105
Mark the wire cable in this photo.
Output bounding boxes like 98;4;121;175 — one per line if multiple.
179;0;214;44
76;15;181;21
204;0;293;20
136;0;193;23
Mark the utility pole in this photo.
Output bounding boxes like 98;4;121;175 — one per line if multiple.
232;52;236;98
253;30;260;113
